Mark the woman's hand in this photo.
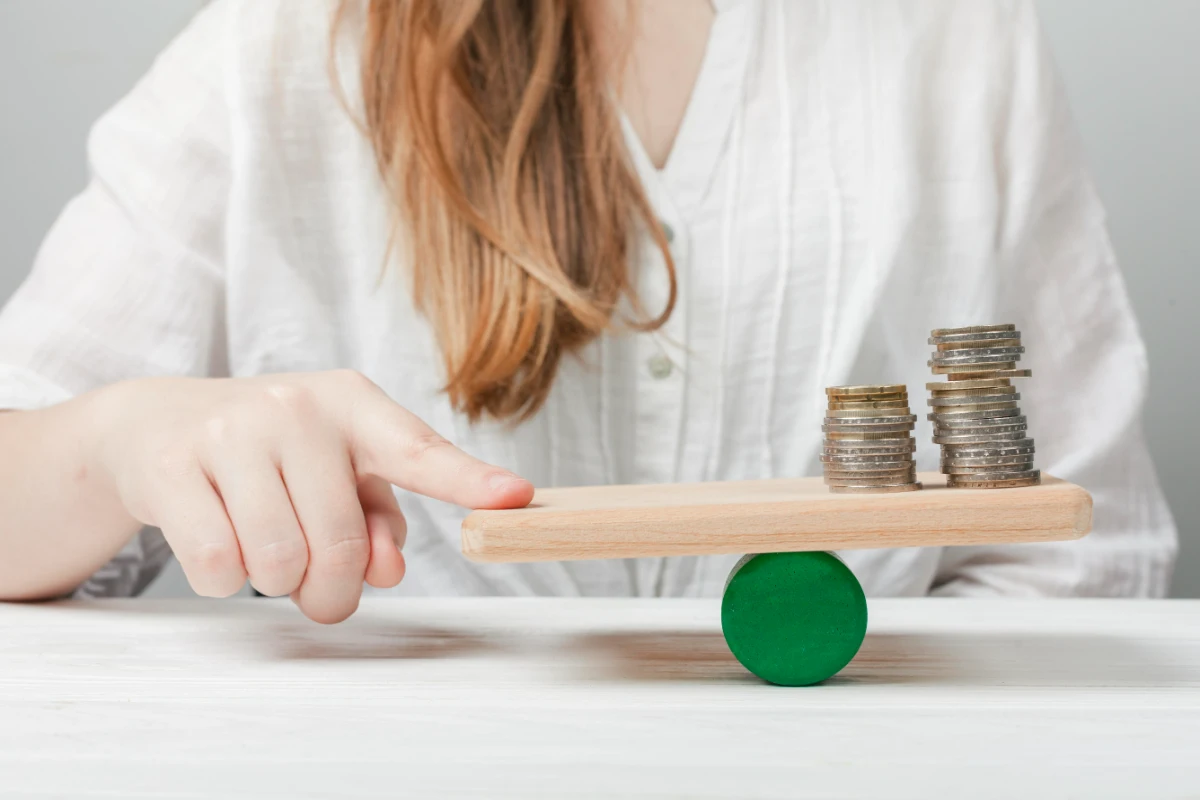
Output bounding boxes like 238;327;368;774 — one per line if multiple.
88;371;533;623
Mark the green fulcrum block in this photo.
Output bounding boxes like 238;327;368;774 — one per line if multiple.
720;551;868;686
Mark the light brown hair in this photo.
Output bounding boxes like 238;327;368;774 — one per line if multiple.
337;0;675;422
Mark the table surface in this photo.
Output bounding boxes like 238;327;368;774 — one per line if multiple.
3;598;1199;799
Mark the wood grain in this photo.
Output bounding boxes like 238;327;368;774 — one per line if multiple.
1;598;1198;798
462;472;1092;563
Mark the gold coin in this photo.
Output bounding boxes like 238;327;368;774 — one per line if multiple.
826;392;909;404
827;482;923;494
823;462;916;475
825;384;906;396
931;362;1018;375
825;473;917;487
945;475;1042;489
930;324;1017;338
925;378;1013;392
946;369;1032;381
824;431;913;441
826;399;910;411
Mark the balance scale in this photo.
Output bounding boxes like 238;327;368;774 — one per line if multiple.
462;472;1092;685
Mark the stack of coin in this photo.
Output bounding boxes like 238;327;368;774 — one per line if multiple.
820;384;922;494
926;324;1040;488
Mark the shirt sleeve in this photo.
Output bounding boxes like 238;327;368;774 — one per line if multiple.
931;0;1178;597
0;1;235;597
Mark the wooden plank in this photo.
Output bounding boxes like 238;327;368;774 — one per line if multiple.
461;472;1092;563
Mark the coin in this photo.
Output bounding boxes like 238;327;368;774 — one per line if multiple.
826;391;908;403
827;399;910;411
948;468;1040;481
941;454;1037;467
930;324;1016;339
946;369;1032;381
928;393;1021;407
931;431;1027;443
933;414;1027;430
928;386;1018;399
824;412;918;422
823;462;916;475
945;475;1041;489
825;431;913;440
935;337;1021;351
931;362;1019;375
826;384;906;396
930;345;1026;361
926;378;1013;392
823;440;917;453
824;425;916;437
939;443;1036;458
940;460;1036;472
821;454;916;466
825;472;917;487
827;482;923;494
927;408;1021;422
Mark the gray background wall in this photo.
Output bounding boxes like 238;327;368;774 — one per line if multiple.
1;1;1196;598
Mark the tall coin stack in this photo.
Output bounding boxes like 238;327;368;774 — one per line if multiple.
821;384;922;494
926;324;1041;488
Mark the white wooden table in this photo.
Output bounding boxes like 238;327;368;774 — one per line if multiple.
2;598;1198;798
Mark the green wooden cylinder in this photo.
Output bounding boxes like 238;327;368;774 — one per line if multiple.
721;551;867;686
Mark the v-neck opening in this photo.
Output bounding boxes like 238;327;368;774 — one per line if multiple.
619;0;757;216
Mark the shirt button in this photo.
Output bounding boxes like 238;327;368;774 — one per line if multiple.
660;220;675;245
647;354;674;380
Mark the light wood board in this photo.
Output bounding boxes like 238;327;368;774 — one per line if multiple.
2;598;1198;798
462;472;1092;563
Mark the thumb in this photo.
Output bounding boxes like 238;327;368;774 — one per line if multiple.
359;476;406;589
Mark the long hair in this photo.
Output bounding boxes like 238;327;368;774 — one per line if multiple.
336;0;676;422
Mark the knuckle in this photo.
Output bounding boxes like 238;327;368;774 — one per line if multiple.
404;430;452;462
262;383;318;419
191;540;241;576
148;440;198;481
331;369;376;394
252;537;308;578
318;534;370;571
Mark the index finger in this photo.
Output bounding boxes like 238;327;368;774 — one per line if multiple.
337;381;534;510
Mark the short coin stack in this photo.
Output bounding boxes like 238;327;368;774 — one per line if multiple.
820;385;922;494
926;324;1040;488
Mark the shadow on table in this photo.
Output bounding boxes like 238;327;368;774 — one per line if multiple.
570;630;756;683
836;631;1194;687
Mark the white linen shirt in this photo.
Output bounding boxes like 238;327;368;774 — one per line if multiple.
0;0;1177;599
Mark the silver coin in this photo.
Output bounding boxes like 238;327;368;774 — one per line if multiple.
931;361;1019;374
933;414;1028;430
945;474;1041;489
933;431;1029;445
940;460;1036;472
824;461;916;475
823;423;916;434
828;482;923;494
823;413;917;424
945;465;1041;479
826;384;907;396
928;385;1018;398
929;355;1024;369
928;393;1021;407
925;378;1013;392
927;408;1021;422
939;439;1035;455
942;455;1036;469
933;423;1029;437
820;452;916;464
930;346;1026;362
933;418;1028;432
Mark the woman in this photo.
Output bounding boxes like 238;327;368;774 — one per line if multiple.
0;0;1176;622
